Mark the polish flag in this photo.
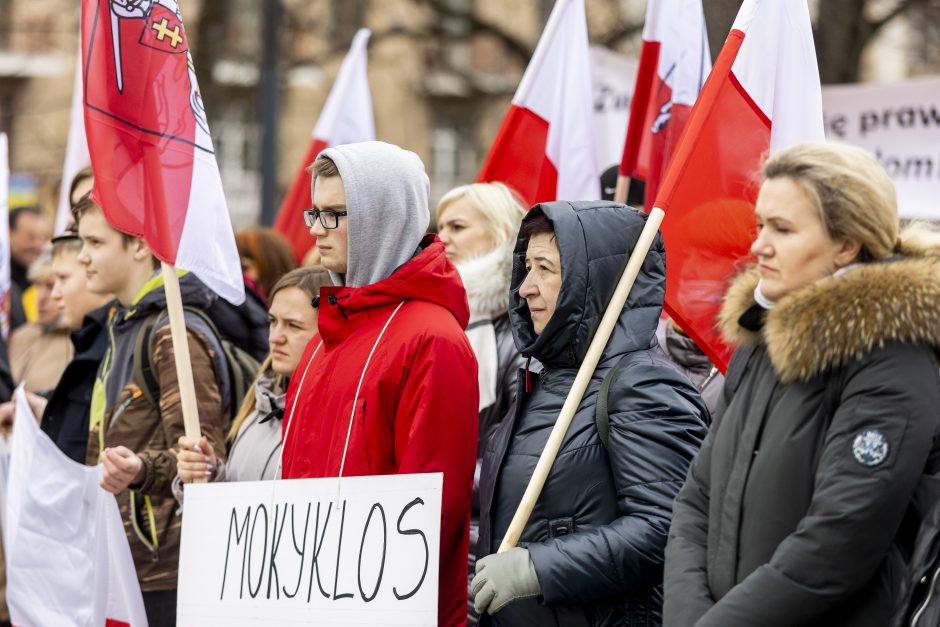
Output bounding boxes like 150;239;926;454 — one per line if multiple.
81;0;244;304
656;0;824;370
477;0;599;205
617;0;709;207
6;387;147;627
273;28;374;262
55;41;91;235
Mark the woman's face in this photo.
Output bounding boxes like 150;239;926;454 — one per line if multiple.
437;198;497;263
267;286;318;376
750;177;859;301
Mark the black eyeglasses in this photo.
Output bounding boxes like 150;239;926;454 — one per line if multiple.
302;209;348;230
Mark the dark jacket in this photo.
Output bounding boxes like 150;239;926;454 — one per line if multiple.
9;258;28;332
664;253;940;627
40;303;112;464
479;201;709;627
205;284;269;362
895;496;940;626
86;272;229;592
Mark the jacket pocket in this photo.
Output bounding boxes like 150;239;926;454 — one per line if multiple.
547;516;576;539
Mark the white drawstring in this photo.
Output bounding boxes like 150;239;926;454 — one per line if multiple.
277;340;323;480
335;301;406;509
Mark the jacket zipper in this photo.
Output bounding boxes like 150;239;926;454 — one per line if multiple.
911;561;940;626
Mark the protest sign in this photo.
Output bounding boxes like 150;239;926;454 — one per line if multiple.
178;472;442;626
822;76;940;220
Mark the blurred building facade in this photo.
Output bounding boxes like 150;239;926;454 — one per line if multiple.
0;0;937;225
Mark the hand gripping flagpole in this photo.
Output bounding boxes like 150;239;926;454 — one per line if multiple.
497;206;666;553
160;265;206;484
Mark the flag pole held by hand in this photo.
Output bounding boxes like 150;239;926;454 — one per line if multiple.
497;206;666;553
613;174;631;204
160;261;206;484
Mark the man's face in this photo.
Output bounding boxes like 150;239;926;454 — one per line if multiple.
10;212;50;267
52;249;110;329
35;274;59;327
77;208;140;298
310;175;349;274
519;232;562;335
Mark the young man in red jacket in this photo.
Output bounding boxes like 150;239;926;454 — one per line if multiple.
281;141;479;627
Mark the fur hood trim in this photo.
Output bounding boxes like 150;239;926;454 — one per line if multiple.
454;240;514;320
720;254;940;383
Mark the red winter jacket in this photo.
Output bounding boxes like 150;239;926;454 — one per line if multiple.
282;235;479;627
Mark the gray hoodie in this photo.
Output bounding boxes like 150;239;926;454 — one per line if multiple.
313;141;430;288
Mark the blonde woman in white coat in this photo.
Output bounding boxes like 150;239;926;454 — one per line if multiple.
437;181;527;626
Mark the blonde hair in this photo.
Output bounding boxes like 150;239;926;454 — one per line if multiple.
763;142;898;262
436;182;527;250
227;266;332;442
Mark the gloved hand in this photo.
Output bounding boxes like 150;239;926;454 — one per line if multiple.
470;547;541;615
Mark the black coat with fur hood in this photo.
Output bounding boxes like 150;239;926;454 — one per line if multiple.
664;244;940;627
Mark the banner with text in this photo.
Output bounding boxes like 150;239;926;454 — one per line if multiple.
178;472;442;626
823;76;940;220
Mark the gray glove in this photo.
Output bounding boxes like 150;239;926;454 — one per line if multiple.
470;547;541;615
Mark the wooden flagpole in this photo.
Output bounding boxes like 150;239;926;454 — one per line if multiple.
160;261;206;484
613;174;631;204
497;206;665;553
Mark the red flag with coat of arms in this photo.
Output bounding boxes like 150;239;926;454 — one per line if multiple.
81;0;244;304
618;0;710;208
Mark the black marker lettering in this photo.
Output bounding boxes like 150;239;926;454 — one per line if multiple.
357;503;387;602
247;504;269;599
283;503;311;599
393;498;429;601
332;500;354;600
220;506;251;600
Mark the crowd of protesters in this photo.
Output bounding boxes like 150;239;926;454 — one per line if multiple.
0;138;937;627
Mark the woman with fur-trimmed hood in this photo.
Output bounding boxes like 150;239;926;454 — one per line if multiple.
663;142;940;627
437;182;527;626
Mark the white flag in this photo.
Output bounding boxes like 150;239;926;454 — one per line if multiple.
5;387;148;627
55;42;91;235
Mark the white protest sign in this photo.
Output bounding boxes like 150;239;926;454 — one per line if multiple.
178;472;442;626
591;46;638;172
822;76;940;220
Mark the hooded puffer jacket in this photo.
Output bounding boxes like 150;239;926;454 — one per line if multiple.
478;201;709;627
664;243;940;627
282;234;479;627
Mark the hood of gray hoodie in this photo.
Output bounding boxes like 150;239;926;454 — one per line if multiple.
313;141;430;288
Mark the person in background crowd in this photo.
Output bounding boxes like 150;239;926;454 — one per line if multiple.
68;166;94;210
664;142;940;627
176;266;331;485
234;226;297;304
73;194;229;627
8;205;51;330
38;227;114;462
436;181;526;626
281;142;478;627
473;202;709;626
8;249;73;395
659;318;724;415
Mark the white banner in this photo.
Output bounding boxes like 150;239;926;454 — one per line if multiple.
590;46;638;173
822;75;940;220
178;473;443;626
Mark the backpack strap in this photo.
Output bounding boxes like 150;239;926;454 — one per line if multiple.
132;306;229;411
132;311;164;409
595;355;631;450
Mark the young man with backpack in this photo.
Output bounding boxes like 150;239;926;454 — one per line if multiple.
73;195;232;627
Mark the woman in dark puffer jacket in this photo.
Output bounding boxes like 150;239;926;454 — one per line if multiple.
473;200;709;627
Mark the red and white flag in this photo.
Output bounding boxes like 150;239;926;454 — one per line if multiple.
618;0;710;207
0;134;10;340
55;41;92;235
81;0;244;304
478;0;599;205
273;28;374;262
5;387;147;627
656;0;824;371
